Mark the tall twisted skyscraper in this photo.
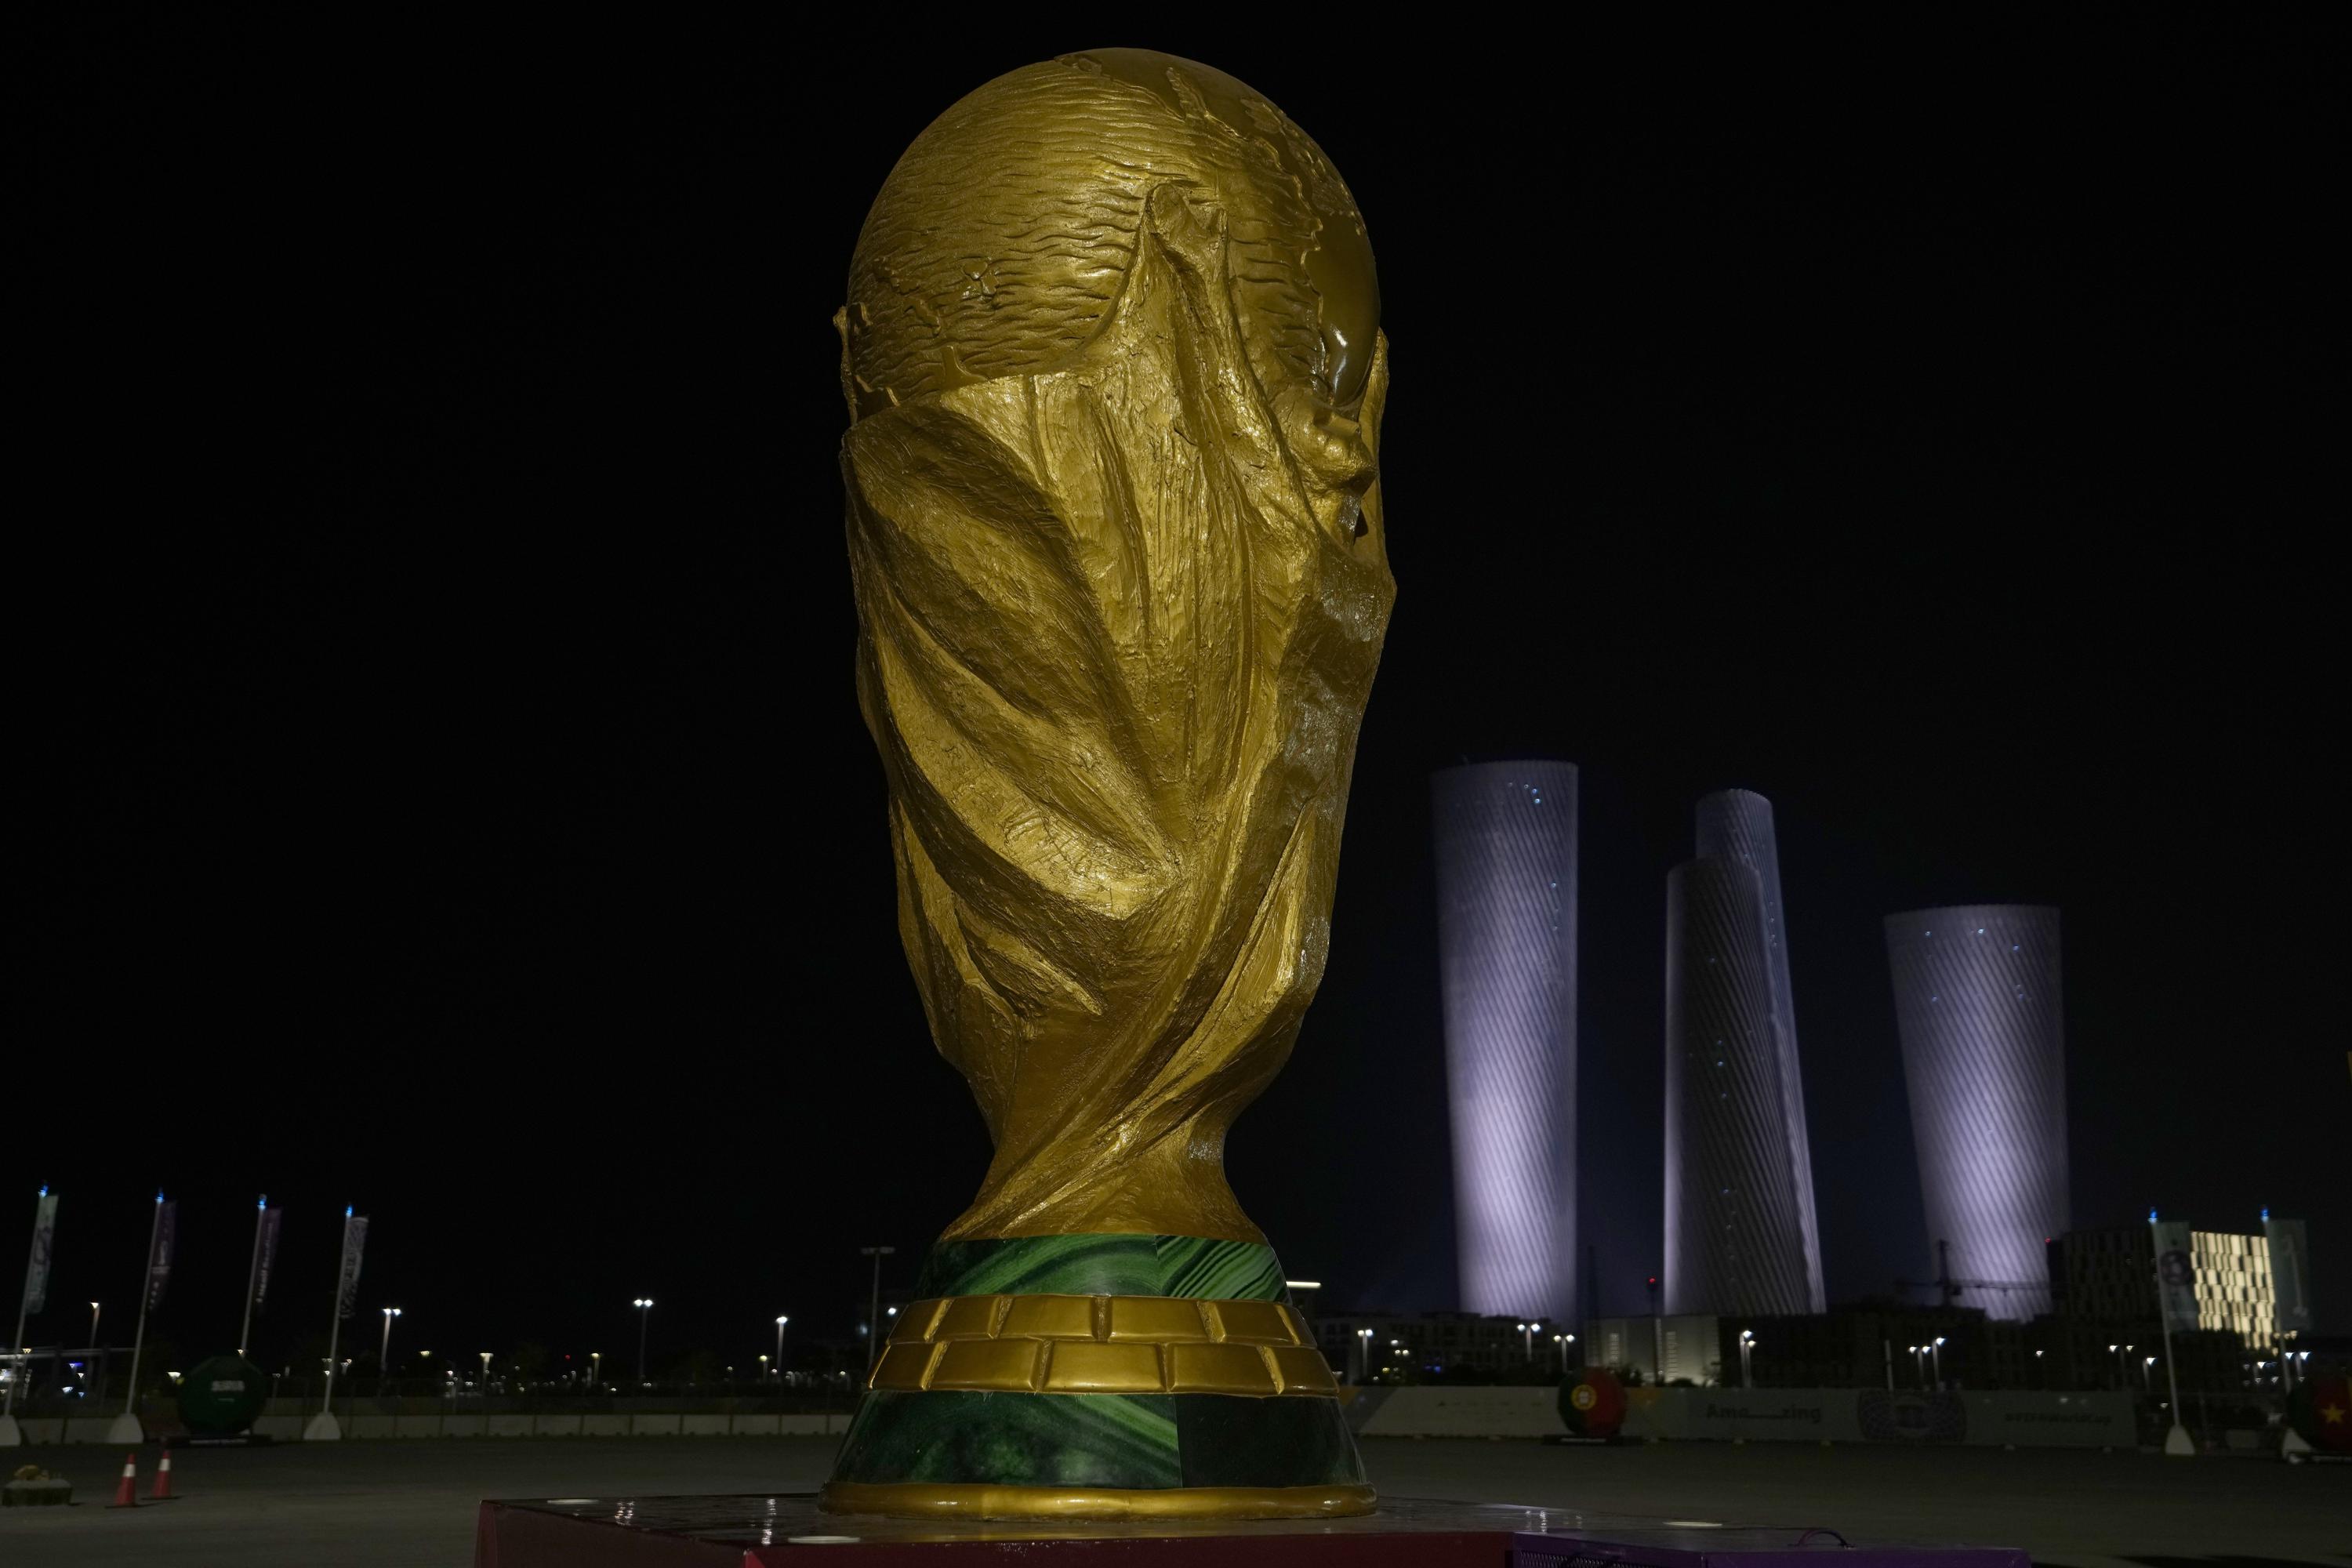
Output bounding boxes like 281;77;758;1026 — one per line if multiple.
1691;789;1826;1312
1432;762;1577;1319
1884;905;2068;1321
1664;790;1824;1317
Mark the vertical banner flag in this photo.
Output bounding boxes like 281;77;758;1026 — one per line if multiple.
336;1214;368;1320
2151;1219;2198;1332
2265;1215;2313;1335
147;1199;180;1311
254;1205;284;1310
22;1191;60;1314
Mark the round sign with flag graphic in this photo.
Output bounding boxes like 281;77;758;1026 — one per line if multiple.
2285;1374;2351;1454
1557;1368;1627;1439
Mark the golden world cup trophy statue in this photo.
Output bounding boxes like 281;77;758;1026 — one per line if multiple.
822;48;1392;1521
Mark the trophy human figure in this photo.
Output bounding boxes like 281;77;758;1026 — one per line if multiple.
822;48;1392;1519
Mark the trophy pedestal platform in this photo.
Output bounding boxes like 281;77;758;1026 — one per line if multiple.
473;1493;2031;1568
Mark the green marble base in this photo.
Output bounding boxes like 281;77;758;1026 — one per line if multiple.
827;1232;1364;1497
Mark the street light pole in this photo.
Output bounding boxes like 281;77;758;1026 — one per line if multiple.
379;1308;401;1395
1739;1330;1755;1388
633;1299;654;1383
860;1247;896;1369
1554;1334;1575;1374
239;1196;268;1359
590;1352;601;1388
775;1316;789;1381
88;1301;101;1353
1356;1327;1373;1384
1930;1336;1945;1388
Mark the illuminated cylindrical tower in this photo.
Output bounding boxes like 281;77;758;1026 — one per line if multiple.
1693;789;1826;1312
1884;905;2067;1321
1664;857;1814;1316
1432;761;1577;1320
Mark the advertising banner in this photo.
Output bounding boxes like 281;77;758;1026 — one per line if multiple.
2265;1216;2312;1335
1617;1388;2134;1448
253;1205;283;1309
21;1192;59;1314
146;1200;179;1311
2151;1220;2198;1331
336;1215;368;1319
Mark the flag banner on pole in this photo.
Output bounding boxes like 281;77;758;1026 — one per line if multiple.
2151;1219;2198;1331
254;1206;283;1310
2265;1216;2312;1334
22;1192;60;1314
147;1200;179;1311
336;1216;368;1320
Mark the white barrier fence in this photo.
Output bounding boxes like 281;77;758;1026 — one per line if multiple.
1349;1385;2137;1448
15;1408;853;1443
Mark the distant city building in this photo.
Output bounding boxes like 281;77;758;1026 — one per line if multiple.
1432;762;1577;1320
1694;789;1826;1311
2049;1222;2289;1349
1884;906;2068;1321
1312;1309;1570;1380
1591;1314;1728;1386
1664;855;1816;1317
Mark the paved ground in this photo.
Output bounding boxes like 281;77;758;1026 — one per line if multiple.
2;1437;2344;1567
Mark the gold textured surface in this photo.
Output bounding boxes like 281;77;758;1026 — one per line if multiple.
867;1293;1336;1397
840;48;1392;1244
818;1481;1378;1522
1199;1298;1294;1345
931;1338;1046;1393
1105;1296;1208;1343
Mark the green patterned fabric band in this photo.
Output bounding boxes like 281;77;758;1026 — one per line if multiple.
829;1232;1363;1496
913;1233;1288;1302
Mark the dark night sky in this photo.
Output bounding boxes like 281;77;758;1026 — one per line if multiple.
15;17;2343;1379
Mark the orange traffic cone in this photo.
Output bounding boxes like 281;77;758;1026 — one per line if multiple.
149;1448;176;1501
108;1452;140;1508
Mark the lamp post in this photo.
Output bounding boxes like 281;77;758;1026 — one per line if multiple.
775;1316;789;1381
1930;1336;1945;1388
1554;1333;1575;1374
379;1308;401;1395
1738;1330;1756;1388
479;1352;492;1393
1910;1345;1926;1386
1517;1322;1537;1362
1356;1327;1374;1383
590;1352;601;1389
2141;1355;2156;1392
859;1247;896;1369
633;1299;654;1384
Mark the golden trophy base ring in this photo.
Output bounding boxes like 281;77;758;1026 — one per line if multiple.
818;1481;1378;1522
